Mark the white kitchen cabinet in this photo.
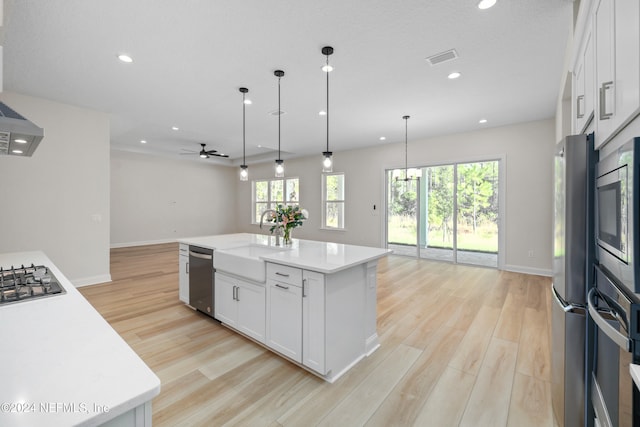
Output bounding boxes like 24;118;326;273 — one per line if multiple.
266;278;302;362
264;262;376;381
214;272;265;343
302;270;326;374
573;13;595;134
594;0;640;147
178;243;189;304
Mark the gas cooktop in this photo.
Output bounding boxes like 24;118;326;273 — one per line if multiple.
0;264;65;305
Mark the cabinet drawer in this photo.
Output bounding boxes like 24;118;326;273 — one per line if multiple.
266;263;302;287
179;243;189;254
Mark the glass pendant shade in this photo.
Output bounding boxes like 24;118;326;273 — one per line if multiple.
240;165;248;181
275;159;284;178
322;151;333;173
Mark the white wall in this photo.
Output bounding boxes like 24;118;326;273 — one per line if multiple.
110;149;237;246
235;119;555;275
0;92;110;285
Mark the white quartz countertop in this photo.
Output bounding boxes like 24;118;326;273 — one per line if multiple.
0;251;160;427
179;233;391;274
631;364;640;391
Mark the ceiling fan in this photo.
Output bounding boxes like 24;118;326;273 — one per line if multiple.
180;143;229;159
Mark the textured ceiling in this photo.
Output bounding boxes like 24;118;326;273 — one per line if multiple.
2;0;572;165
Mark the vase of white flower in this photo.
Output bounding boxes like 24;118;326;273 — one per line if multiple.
268;205;308;245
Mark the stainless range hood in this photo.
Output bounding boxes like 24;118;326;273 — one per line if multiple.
0;102;44;156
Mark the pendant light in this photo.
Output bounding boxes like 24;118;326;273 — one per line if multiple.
321;46;334;172
274;70;285;177
397;115;411;182
239;87;249;181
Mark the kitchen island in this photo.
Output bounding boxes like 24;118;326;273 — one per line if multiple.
0;251;160;427
178;233;391;382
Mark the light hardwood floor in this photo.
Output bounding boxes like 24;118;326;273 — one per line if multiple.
79;243;555;427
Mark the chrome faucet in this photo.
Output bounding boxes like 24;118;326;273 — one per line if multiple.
260;209;282;246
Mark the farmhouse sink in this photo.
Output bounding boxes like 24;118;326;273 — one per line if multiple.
214;244;289;282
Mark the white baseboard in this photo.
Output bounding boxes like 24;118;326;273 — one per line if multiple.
72;274;112;287
502;264;552;277
110;238;178;249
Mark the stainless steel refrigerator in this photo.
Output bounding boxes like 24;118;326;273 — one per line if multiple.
551;133;595;427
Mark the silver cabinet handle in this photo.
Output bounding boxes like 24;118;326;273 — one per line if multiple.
302;278;307;298
587;288;630;351
275;272;290;277
186;262;189;274
232;285;238;301
599;81;614;120
275;283;289;290
576;95;585;119
189;250;213;260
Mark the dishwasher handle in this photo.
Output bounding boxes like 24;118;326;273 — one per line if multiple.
189;250;212;260
587;287;631;352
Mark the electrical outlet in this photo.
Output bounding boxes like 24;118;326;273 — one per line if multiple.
527;250;535;258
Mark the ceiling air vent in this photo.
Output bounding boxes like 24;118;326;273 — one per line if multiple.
425;49;459;66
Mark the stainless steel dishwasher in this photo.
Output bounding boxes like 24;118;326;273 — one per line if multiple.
188;246;215;317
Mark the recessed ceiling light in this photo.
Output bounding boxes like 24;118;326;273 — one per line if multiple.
319;110;327;116
140;140;147;144
14;138;27;144
479;118;488;124
117;54;133;63
172;126;179;131
448;72;461;79
379;136;386;141
12;149;23;154
477;0;496;10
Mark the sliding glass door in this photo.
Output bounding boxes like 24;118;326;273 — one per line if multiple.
455;161;499;267
386;160;500;268
386;169;420;257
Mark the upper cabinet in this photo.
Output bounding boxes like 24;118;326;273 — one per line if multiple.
592;0;640;148
573;14;595;134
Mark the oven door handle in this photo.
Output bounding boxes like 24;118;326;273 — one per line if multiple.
587;288;631;352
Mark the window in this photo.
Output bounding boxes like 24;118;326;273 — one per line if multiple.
323;173;345;229
252;178;299;223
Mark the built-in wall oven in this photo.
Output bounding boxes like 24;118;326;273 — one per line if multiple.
595;137;640;296
588;265;640;427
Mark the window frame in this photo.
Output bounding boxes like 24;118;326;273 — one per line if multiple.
251;177;300;224
322;172;346;230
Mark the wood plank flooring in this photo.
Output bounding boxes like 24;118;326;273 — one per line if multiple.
79;243;556;426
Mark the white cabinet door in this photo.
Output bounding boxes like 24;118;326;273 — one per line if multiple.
302;270;326;374
595;0;615;147
266;280;302;362
214;273;238;327
236;281;266;343
574;16;595;134
179;246;189;304
215;273;266;343
594;0;640;147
